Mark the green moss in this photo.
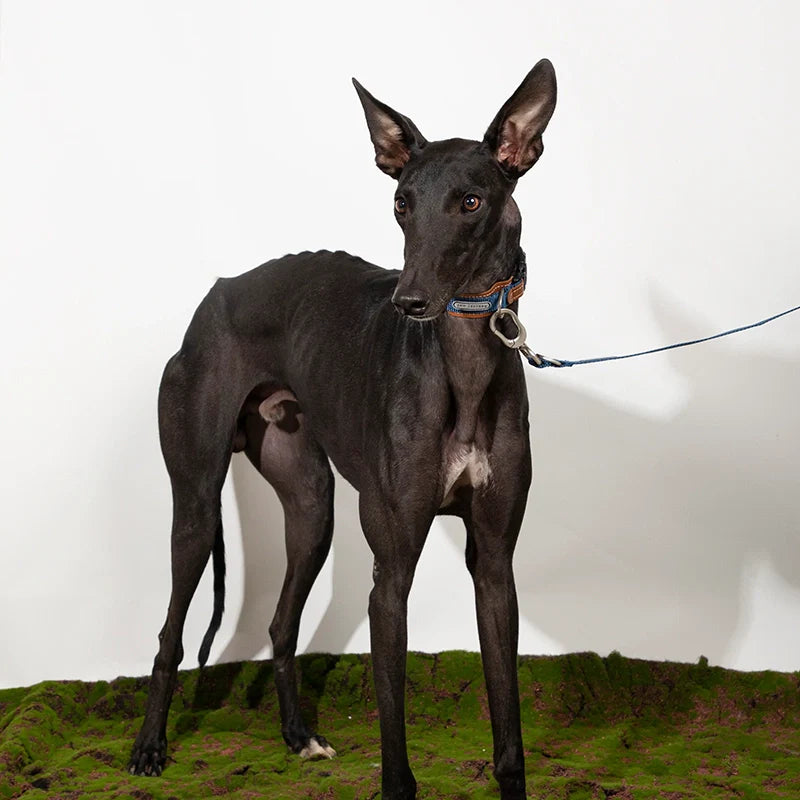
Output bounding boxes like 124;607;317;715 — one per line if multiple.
1;652;800;798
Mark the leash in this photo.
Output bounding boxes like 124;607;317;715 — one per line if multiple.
489;303;800;369
446;253;799;368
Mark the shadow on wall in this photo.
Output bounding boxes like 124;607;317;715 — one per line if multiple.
516;298;800;664
220;296;800;666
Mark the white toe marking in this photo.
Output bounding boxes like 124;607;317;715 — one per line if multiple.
299;738;336;759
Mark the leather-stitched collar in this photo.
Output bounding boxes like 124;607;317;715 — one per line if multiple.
446;253;527;319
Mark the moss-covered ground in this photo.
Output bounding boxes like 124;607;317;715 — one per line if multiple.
1;651;799;799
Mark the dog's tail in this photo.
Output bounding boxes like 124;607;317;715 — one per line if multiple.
198;519;226;667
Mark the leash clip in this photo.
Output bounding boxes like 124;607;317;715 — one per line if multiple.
490;308;539;366
490;307;526;348
489;308;561;368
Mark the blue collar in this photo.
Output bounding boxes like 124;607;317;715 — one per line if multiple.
446;254;527;318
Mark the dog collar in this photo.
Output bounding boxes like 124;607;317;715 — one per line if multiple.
446;255;527;318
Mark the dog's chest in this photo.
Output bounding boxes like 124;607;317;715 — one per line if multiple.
440;444;492;507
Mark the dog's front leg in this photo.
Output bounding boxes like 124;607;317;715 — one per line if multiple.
465;440;532;800
359;490;434;800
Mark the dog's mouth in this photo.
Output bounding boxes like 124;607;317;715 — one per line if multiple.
404;311;440;323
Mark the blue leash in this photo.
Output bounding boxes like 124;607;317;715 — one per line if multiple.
501;303;800;369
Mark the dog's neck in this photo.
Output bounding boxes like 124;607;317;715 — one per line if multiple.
436;243;526;445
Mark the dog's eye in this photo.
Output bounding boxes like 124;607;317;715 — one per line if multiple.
394;197;407;214
462;194;481;212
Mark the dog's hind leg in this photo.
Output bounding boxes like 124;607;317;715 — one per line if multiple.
129;343;246;776
242;394;336;758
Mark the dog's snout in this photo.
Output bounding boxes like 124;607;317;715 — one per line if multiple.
392;292;430;318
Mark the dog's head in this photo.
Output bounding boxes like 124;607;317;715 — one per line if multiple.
354;60;556;320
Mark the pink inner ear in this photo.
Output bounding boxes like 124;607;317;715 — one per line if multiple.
376;143;410;172
497;119;523;168
375;119;411;172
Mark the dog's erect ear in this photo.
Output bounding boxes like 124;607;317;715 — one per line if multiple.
484;59;557;179
353;78;427;178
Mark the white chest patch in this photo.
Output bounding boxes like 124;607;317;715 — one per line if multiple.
440;445;492;507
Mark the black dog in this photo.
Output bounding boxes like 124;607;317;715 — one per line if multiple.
129;59;557;800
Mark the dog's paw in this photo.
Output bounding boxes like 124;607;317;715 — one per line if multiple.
298;735;337;760
128;735;167;777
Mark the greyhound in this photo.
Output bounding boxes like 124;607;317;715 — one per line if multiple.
128;59;557;800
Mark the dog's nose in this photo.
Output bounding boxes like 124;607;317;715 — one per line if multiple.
392;292;430;318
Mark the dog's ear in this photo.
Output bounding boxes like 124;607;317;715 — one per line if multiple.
353;79;427;178
484;59;557;179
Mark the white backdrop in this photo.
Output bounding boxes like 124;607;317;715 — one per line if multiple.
1;1;799;690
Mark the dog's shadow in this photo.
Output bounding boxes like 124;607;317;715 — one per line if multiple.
513;297;800;664
219;295;800;668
